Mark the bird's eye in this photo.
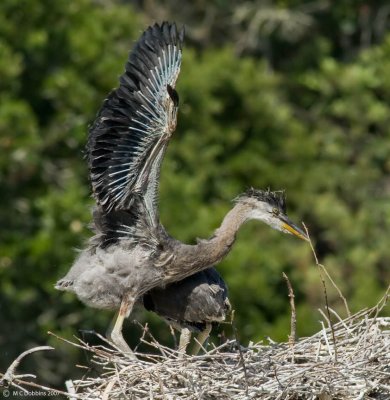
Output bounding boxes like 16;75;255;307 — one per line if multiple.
272;207;279;215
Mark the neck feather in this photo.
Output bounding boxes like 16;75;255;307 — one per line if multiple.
212;202;249;248
164;202;249;282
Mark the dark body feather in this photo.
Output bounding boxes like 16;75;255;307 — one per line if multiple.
143;268;230;332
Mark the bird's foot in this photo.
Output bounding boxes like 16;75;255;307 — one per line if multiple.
108;330;137;359
192;323;212;355
177;328;191;358
106;293;137;359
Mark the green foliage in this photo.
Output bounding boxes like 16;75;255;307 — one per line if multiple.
0;0;389;391
0;0;142;385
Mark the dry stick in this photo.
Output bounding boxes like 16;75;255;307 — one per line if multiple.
169;325;178;350
358;283;390;350
3;376;84;400
301;225;350;318
0;346;54;389
157;372;168;400
136;322;175;358
282;272;297;350
65;379;77;400
0;346;85;400
101;378;116;400
134;322;150;353
303;223;338;363
319;264;351;317
372;284;390;319
48;331;90;351
269;355;284;390
231;310;249;397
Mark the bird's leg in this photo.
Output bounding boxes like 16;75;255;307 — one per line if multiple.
178;327;191;357
169;325;178;349
107;293;136;358
192;323;212;355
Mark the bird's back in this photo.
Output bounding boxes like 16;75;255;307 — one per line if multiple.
143;268;230;332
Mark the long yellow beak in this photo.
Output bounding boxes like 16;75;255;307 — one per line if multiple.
281;221;309;241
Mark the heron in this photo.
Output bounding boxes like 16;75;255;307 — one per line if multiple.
55;22;308;357
143;267;230;354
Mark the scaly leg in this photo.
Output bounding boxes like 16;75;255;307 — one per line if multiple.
178;327;191;357
107;294;136;358
192;323;212;355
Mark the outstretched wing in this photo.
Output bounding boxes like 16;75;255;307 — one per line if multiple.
87;22;184;227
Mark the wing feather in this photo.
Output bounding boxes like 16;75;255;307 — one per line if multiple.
87;22;183;224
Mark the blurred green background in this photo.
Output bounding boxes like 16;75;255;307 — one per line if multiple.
1;0;389;394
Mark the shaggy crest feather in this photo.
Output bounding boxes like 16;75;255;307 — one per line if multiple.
235;188;287;214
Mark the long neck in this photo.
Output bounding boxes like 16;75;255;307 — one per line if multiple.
164;202;249;282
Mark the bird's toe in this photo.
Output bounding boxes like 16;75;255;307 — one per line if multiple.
108;331;136;359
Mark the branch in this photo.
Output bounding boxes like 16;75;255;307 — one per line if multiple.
0;346;53;387
303;223;338;362
282;272;297;351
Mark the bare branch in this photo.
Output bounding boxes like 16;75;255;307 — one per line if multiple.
303;223;338;362
282;272;297;353
0;346;53;387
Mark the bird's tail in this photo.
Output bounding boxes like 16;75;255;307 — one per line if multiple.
54;279;74;292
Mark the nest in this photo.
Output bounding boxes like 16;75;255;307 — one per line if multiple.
2;294;389;400
63;305;390;399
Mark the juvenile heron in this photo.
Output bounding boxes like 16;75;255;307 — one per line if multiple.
56;22;307;356
144;267;230;354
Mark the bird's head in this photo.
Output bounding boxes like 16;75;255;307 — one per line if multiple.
235;188;308;241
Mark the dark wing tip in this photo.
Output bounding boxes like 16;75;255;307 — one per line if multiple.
179;25;185;43
144;21;185;48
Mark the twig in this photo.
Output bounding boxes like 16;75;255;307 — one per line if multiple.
373;284;390;319
102;378;116;400
169;324;178;350
3;281;390;398
300;222;350;317
269;355;284;390
282;272;297;350
0;346;86;399
318;264;351;317
231;312;249;397
319;321;334;358
328;307;351;334
319;261;338;362
3;376;84;399
0;346;53;388
304;223;338;363
318;308;330;327
17;309;389;399
65;379;77;400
